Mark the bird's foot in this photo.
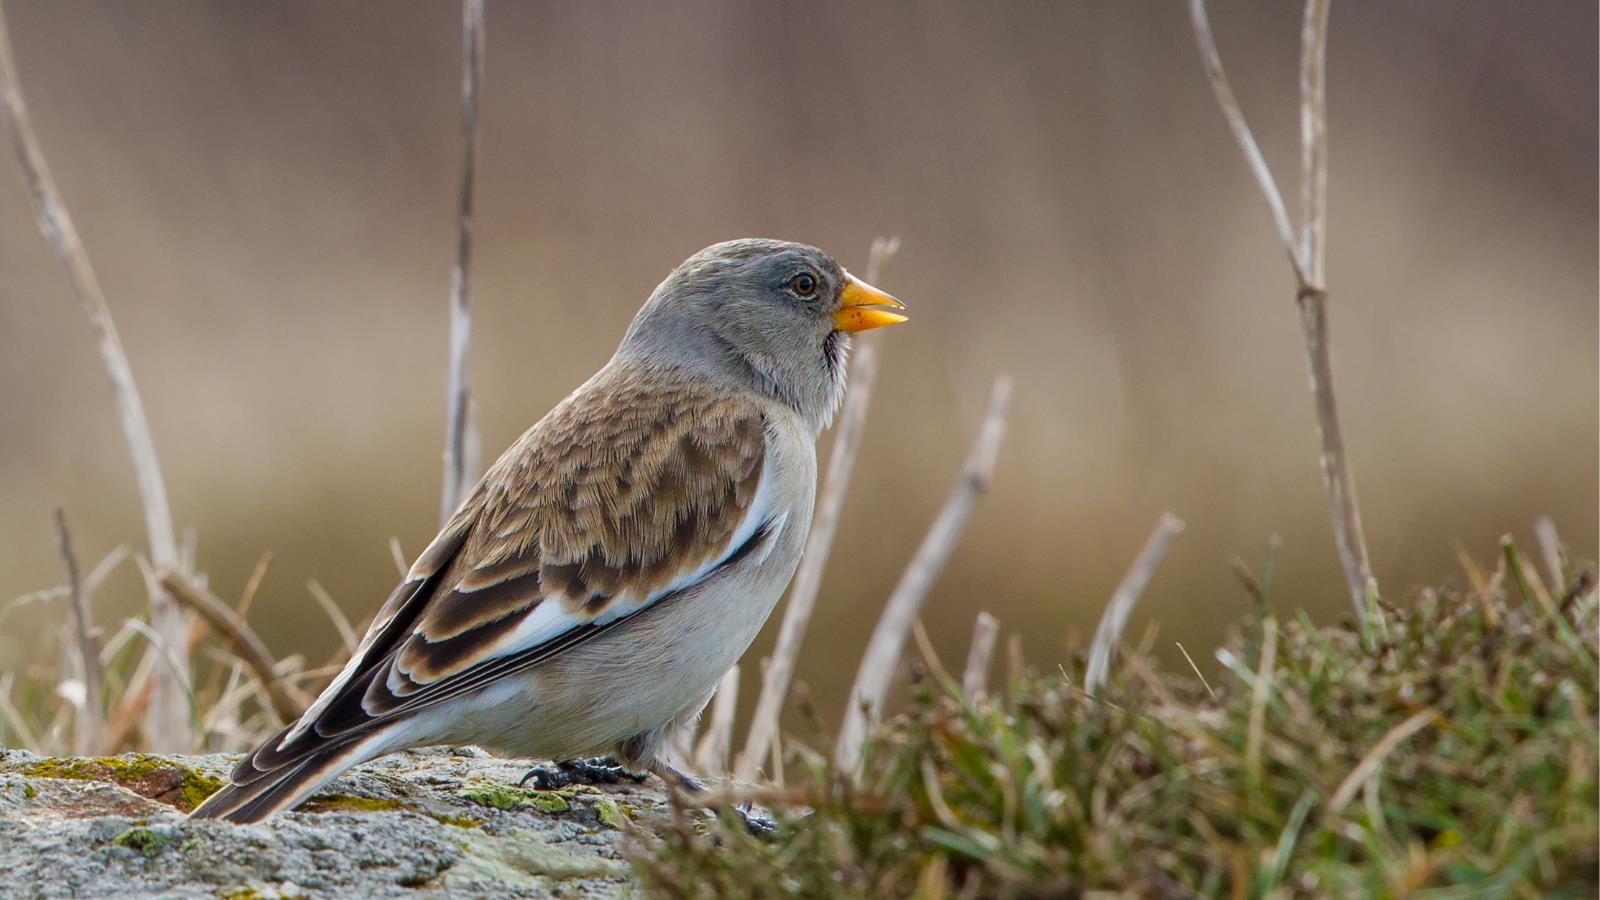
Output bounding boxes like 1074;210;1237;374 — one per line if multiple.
731;802;778;838
518;756;649;790
650;761;777;838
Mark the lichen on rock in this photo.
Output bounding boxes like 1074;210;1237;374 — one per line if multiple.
0;747;674;897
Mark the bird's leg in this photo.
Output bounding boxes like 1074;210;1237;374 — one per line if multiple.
650;761;777;838
518;756;648;790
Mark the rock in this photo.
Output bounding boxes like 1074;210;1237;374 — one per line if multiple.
0;747;675;898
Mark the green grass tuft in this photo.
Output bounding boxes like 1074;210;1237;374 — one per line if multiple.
635;560;1598;897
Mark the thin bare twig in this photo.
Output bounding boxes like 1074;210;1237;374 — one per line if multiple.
961;611;999;701
54;508;103;754
440;0;485;524
0;0;188;746
1184;0;1307;286
156;572;309;724
691;664;739;775
834;375;1012;773
1298;0;1331;280
1084;513;1186;695
1187;0;1373;620
737;236;901;779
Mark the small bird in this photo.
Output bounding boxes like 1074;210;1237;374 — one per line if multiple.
191;238;907;823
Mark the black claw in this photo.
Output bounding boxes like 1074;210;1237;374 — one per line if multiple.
518;756;647;790
734;802;778;838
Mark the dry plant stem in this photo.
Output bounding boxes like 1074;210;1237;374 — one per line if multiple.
0;0;188;748
1187;0;1372;620
737;235;900;779
834;375;1012;773
156;572;309;723
440;0;485;525
1184;0;1306;286
1084;513;1186;695
962;611;999;700
55;508;103;755
1297;0;1331;277
691;664;739;775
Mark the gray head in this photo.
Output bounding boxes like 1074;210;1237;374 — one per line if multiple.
616;239;907;431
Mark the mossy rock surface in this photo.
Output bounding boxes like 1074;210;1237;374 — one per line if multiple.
0;746;693;897
19;753;224;812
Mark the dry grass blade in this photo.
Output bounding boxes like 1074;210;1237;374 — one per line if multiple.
692;664;739;775
738;235;901;779
440;0;486;524
307;579;358;656
1245;617;1278;793
0;672;40;749
962;611;999;700
54;508;103;755
388;537;409;578
834;374;1012;773
0;0;188;746
1176;642;1216;700
157;571;310;723
1084;513;1185;695
235;551;273;620
1533;516;1564;590
1326;708;1439;815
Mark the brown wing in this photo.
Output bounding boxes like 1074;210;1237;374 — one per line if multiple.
241;365;768;780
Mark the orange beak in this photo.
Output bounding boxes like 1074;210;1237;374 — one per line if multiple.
832;272;908;333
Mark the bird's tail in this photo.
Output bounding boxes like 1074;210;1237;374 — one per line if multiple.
189;726;401;824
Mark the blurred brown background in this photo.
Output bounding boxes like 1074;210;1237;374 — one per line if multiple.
2;2;1595;731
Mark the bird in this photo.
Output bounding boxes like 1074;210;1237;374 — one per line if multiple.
190;238;907;823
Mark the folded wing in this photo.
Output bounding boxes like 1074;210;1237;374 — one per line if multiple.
235;369;769;786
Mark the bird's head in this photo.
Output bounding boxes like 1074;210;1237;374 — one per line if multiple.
618;238;907;431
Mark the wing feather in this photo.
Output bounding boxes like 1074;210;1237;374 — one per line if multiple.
252;366;770;776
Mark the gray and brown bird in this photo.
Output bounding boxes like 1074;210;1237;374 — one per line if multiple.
190;238;907;823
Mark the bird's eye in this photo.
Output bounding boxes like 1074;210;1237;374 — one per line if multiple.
789;272;818;298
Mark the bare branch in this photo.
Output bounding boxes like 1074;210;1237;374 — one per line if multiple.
1084;513;1185;695
54;508;103;755
440;0;485;524
1188;0;1373;619
0;1;188;746
834;374;1012;773
961;611;999;701
1185;0;1309;288
737;236;900;779
157;572;310;725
